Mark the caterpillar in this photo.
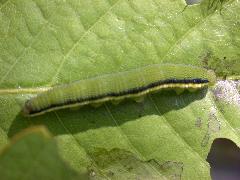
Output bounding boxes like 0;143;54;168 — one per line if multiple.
23;64;216;117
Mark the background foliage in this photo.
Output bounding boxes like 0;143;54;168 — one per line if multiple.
0;0;240;179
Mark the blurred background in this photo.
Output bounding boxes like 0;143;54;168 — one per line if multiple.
207;138;240;180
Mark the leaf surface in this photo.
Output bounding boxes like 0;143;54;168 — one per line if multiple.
0;126;86;180
0;0;240;179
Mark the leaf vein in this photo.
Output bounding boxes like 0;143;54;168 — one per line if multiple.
50;0;124;85
148;95;208;165
104;104;165;177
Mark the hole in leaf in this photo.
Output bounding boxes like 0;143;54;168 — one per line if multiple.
207;138;240;180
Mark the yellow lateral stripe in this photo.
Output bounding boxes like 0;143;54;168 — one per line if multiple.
27;82;209;117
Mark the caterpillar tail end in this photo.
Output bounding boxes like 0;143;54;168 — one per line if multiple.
207;69;217;86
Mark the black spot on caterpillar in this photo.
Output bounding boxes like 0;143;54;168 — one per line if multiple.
23;64;216;117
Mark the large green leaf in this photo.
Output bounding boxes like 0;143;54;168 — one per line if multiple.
0;126;86;180
0;0;240;179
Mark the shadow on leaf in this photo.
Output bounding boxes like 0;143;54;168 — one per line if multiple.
8;89;208;137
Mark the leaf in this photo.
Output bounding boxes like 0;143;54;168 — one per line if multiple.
0;0;240;179
88;148;183;179
0;126;87;180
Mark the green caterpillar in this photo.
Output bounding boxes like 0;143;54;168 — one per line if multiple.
23;64;216;117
